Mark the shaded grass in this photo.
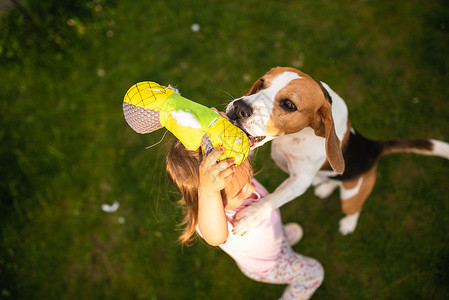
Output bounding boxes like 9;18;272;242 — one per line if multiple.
1;0;449;299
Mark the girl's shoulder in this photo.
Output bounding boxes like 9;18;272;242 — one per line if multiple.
251;178;269;197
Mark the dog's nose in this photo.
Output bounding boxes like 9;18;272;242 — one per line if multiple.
231;99;253;119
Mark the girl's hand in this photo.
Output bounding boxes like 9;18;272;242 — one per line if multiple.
197;147;234;246
210;107;229;120
199;147;235;193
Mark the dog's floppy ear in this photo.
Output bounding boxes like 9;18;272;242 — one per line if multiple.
244;78;263;96
318;102;345;174
312;79;344;174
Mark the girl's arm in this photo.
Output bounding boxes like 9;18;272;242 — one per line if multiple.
198;147;235;246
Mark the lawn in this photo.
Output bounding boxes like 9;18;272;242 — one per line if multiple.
1;0;449;299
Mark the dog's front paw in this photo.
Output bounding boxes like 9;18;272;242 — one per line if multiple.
314;181;339;199
338;212;360;235
232;199;273;235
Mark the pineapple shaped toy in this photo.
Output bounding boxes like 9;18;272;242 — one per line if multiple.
123;81;250;165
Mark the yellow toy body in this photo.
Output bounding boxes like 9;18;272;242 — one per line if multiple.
123;81;250;165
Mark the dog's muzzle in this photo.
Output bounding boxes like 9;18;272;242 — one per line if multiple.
227;99;253;120
226;99;266;149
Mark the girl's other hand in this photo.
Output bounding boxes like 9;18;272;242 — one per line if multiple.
210;107;229;120
199;147;235;193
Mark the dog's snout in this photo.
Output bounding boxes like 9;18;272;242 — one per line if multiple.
232;99;253;119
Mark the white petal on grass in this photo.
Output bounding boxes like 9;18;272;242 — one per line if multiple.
101;201;120;213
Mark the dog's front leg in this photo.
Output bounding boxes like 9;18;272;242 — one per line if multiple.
232;174;314;235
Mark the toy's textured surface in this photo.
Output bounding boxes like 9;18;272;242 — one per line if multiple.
123;81;250;165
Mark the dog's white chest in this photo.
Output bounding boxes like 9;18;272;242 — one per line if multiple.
271;127;327;170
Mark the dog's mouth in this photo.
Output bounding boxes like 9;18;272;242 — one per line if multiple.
229;119;266;149
247;135;266;149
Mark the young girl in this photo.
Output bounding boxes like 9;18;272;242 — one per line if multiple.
166;139;324;299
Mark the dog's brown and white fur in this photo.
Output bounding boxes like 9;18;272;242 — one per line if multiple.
226;67;449;235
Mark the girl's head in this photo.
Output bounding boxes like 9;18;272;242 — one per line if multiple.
166;139;252;245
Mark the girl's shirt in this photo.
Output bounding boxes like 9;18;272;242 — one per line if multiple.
197;178;284;274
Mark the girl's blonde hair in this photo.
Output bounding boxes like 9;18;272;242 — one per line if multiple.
166;139;252;245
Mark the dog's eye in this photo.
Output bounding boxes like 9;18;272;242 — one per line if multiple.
257;78;265;91
280;99;297;111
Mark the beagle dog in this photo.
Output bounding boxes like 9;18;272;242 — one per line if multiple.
226;67;449;235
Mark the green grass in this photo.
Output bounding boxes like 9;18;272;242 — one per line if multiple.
1;0;449;299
